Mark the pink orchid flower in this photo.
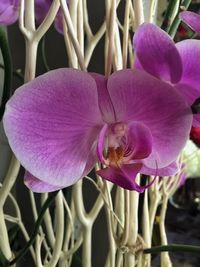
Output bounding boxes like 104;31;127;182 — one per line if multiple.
133;23;200;127
180;11;200;36
0;0;68;33
0;0;20;25
35;0;69;34
3;68;192;193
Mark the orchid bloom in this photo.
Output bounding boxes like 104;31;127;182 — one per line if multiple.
35;0;69;34
0;0;67;33
180;11;200;36
133;23;200;127
0;0;20;25
3;68;192;193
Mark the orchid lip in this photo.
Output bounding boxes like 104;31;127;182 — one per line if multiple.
97;121;153;168
97;122;128;166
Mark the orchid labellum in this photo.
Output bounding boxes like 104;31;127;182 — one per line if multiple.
3;68;192;193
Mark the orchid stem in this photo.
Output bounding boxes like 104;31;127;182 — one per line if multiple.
161;0;180;32
24;0;35;32
159;194;172;267
106;0;116;77
46;191;64;267
24;39;38;81
133;0;144;28
82;226;92;267
148;0;158;23
0;155;20;261
60;0;86;71
104;182;116;267
41;193;55;248
121;190;130;246
122;0;131;68
9;191;59;266
142;189;151;267
168;0;192;38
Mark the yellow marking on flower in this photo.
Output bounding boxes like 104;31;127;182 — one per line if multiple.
107;147;124;167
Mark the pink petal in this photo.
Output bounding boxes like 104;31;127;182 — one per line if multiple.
176;40;200;90
125;122;152;160
175;83;200;127
180;11;200;35
54;9;64;34
97;164;158;192
141;161;178;176
3;68;103;188
35;0;52;24
0;0;19;25
24;172;63;193
35;0;69;34
133;23;182;83
91;73;116;123
107;69;192;169
175;83;200;106
97;124;108;164
97;164;143;191
81;142;99;177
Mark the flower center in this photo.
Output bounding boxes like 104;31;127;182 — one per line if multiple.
103;123;127;167
106;146;124;167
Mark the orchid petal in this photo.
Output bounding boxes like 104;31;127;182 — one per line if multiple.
91;73;116;123
180;11;200;35
54;9;64;34
97;164;143;191
176;40;200;90
0;0;20;25
125;122;152;160
81;142;99;177
97;124;108;164
175;83;200;106
175;83;200;127
35;0;68;34
141;161;179;176
24;172;63;193
3;68;103;187
97;164;158;192
35;0;51;24
133;23;182;83
108;69;192;169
